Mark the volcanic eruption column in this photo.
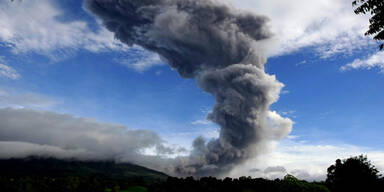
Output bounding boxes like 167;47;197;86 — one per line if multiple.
85;0;291;176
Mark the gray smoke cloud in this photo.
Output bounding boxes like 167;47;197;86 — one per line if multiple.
264;166;287;174
84;0;291;177
0;108;183;172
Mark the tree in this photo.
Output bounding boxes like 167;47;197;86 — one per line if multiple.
353;0;384;50
326;155;381;192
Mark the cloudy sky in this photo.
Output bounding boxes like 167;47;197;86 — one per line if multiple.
0;0;384;180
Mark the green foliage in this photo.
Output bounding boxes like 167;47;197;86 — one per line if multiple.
353;0;384;50
124;186;148;192
280;175;330;192
326;155;381;192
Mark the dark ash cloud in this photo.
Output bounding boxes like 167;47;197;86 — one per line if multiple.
84;0;291;176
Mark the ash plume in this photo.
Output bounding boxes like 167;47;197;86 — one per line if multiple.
85;0;291;176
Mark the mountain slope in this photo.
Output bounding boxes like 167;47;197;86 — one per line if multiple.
0;157;168;181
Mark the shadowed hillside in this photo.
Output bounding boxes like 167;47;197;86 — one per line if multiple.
0;157;167;192
0;157;168;180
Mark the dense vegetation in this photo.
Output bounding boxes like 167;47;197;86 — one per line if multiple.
0;155;382;192
326;155;383;192
0;157;167;192
149;175;329;192
353;0;384;50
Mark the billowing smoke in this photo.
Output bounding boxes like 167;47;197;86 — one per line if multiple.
84;0;291;176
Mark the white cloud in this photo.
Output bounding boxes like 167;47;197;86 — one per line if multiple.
341;51;384;72
0;56;19;80
265;111;294;140
296;60;307;66
0;0;125;58
0;63;19;80
191;119;213;125
117;47;165;72
155;70;163;76
0;0;170;72
224;0;375;58
0;88;57;109
280;110;296;116
229;137;384;181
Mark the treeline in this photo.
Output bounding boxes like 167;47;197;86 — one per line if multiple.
150;175;329;192
0;155;383;192
0;175;147;192
0;174;329;192
325;155;384;192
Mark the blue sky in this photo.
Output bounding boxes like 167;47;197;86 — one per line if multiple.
1;0;384;180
